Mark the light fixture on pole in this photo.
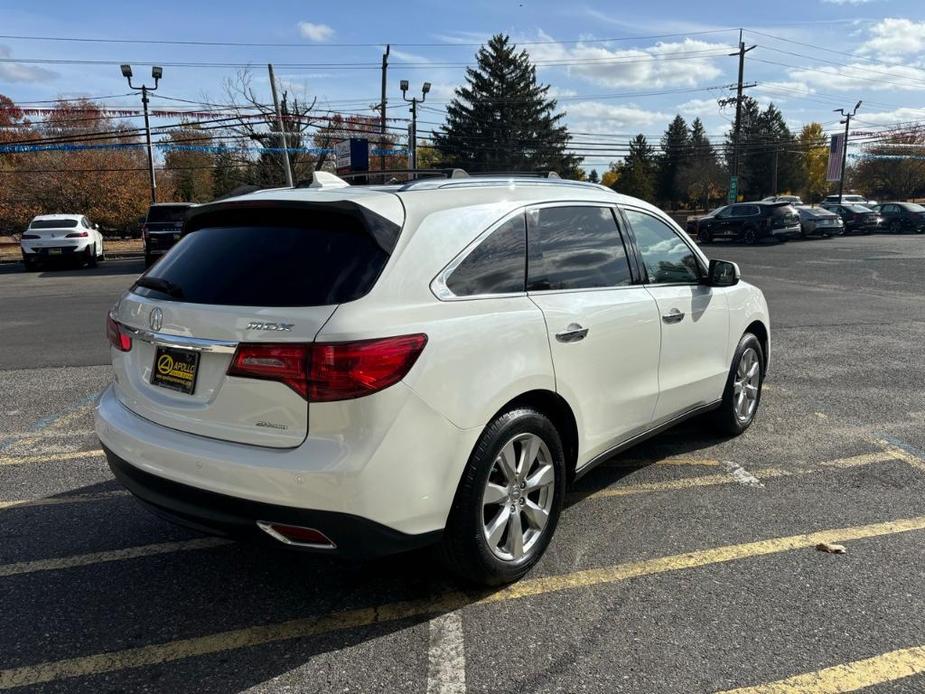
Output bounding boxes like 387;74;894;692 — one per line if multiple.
833;100;862;205
121;65;162;204
401;80;430;172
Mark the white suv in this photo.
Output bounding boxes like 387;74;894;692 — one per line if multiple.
96;174;770;585
21;214;105;271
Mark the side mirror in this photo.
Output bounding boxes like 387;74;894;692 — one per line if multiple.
706;259;740;287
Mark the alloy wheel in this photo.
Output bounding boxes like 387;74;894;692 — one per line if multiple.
481;432;555;561
733;347;761;423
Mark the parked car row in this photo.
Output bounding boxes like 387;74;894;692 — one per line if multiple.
18;202;196;272
687;198;924;245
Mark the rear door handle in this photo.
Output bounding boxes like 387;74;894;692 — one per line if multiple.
555;323;589;343
662;308;685;324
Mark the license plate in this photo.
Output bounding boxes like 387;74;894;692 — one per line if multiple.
151;345;200;395
48;248;62;255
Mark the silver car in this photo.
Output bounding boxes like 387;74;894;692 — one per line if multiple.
795;206;843;238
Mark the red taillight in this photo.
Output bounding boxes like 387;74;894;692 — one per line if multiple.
227;343;312;397
106;315;132;352
66;231;89;238
227;334;427;401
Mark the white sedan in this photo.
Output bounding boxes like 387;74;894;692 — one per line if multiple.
20;214;105;271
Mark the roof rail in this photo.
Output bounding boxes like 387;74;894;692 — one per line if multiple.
465;171;561;179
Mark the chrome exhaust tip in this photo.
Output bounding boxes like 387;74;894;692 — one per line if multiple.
256;521;336;549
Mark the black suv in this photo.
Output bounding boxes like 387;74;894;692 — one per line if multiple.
819;203;882;234
691;202;801;244
871;202;925;234
142;203;195;267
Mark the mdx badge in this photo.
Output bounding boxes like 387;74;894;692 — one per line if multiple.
246;321;294;332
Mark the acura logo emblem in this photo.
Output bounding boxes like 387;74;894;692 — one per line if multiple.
149;307;163;332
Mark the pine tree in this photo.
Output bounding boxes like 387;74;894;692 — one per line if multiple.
588;169;600;184
655;114;689;207
433;34;582;176
677;118;724;208
614;135;656;200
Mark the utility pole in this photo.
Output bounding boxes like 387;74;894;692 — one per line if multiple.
771;144;779;196
726;30;755;203
834;100;862;204
379;45;390;176
400;80;430;173
267;63;294;188
121;64;162;204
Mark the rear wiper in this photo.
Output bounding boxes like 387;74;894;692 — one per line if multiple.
134;276;184;298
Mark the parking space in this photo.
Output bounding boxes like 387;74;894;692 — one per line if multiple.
1;235;924;692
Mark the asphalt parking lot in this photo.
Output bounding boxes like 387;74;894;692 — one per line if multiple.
1;234;924;692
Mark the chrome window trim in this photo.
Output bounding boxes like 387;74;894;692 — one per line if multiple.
122;324;238;354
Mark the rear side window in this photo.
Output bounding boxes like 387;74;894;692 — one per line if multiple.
445;214;526;296
527;206;632;291
133;209;389;307
30;219;78;229
146;205;192;224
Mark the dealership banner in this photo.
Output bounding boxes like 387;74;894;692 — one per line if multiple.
826;133;845;181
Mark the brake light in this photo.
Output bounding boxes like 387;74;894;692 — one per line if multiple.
227;334;427;401
66;231;89;238
106;315;132;352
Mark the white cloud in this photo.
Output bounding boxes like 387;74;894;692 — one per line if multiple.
846;106;925;126
297;22;335;42
565;101;668;130
858;18;925;59
788;61;925;91
524;32;731;89
676;98;720;117
390;49;432;64
0;46;57;83
752;81;816;103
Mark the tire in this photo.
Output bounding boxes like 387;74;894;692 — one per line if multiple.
712;332;765;436
87;244;98;268
889;221;902;235
698;228;712;244
439;407;566;586
742;227;758;245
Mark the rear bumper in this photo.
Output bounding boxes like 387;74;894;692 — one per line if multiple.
104;446;440;557
21;240;92;256
770;224;802;238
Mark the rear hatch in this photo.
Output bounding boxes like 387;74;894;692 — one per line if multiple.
110;197;403;448
769;204;799;229
24;219;80;246
144;204;193;252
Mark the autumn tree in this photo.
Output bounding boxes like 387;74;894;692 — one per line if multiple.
163;122;215;202
854;126;925;200
798;122;828;204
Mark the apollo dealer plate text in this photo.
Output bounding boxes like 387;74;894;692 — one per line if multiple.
151;345;200;395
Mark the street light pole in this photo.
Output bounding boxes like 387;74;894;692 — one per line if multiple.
401;80;430;173
121;64;162;204
834;101;862;204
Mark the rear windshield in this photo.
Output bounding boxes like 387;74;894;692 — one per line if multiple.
146;205;192;223
30;219;78;229
847;205;871;213
133;215;389;307
902;203;925;212
770;205;796;216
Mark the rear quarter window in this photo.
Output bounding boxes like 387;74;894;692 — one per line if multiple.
445;214;526;296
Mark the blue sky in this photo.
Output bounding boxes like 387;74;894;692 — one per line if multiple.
2;0;925;169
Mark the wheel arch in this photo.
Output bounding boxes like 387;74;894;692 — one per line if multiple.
487;389;580;485
744;319;769;371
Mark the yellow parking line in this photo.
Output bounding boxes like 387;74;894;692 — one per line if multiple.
0;538;231;579
0;449;104;467
0;491;129;511
588;451;899;499
2;515;925;689
876;439;925;475
718;644;925;693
